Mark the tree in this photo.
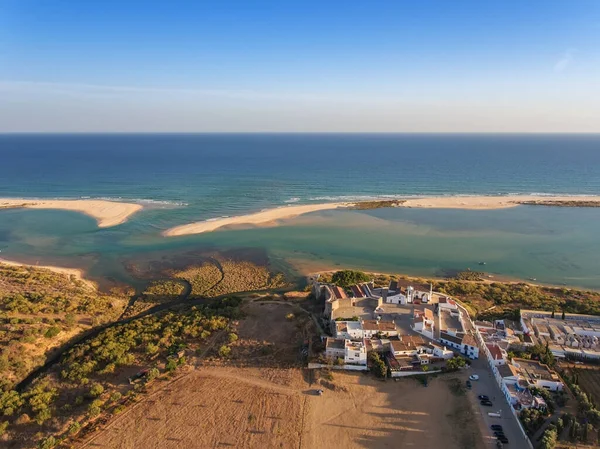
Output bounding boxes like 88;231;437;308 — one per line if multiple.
368;353;387;378
166;359;178;372
88;383;104;398
539;426;557;449
331;270;370;288
147;367;160;381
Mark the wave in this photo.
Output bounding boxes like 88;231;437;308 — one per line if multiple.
88;197;189;207
306;192;599;202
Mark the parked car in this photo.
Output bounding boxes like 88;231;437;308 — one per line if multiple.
494;431;505;437
469;374;479;381
480;400;493;407
478;395;490;401
498;436;509;444
466;380;472;389
491;425;503;432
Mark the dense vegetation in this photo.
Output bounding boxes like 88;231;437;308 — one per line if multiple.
0;264;125;316
453;270;485;281
431;279;600;316
142;280;185;299
331;270;370;288
0;264;128;390
0;296;243;448
175;259;286;298
350;200;405;210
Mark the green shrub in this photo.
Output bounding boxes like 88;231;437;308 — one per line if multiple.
331;270;370;288
44;326;61;338
88;383;104;398
218;345;231;357
68;421;81;435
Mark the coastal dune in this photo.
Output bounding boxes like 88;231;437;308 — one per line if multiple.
163;202;350;236
163;195;600;237
0;198;143;228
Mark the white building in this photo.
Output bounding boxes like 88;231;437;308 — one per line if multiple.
335;321;363;340
325;338;367;366
344;339;367;366
440;331;479;359
438;297;458;310
486;343;507;366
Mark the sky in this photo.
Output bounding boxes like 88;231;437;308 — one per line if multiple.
0;0;599;132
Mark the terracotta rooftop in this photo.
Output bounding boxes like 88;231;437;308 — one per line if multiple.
440;332;463;345
462;334;478;347
486;343;505;360
331;285;348;300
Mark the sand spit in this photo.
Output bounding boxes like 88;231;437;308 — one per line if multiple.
0;198;143;227
163;195;600;237
400;195;600;210
0;258;96;290
163;202;351;236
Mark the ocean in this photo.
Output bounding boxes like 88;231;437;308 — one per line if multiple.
1;134;600;289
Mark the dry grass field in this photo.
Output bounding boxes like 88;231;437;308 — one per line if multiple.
560;362;600;405
81;301;485;449
83;368;484;449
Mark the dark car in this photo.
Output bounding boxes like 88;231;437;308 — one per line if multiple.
498;436;509;444
494;431;505;437
478;395;490;401
466;380;472;389
491;425;503;431
480;400;493;406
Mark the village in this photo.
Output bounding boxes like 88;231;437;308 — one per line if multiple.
309;274;600;449
312;277;480;374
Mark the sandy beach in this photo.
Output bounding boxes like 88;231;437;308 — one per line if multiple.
163;202;350;236
0;198;142;227
163;195;600;237
400;195;600;210
0;258;96;289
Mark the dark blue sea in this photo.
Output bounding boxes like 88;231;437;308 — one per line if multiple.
1;134;599;289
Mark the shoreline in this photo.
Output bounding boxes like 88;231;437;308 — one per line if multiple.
0;198;143;227
0;258;97;290
163;195;600;237
163;202;351;236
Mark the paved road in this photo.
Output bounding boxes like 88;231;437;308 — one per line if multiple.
467;356;531;448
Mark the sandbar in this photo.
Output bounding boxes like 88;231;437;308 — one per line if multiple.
400;195;600;210
163;195;600;237
0;258;96;290
163;202;350;236
0;198;143;227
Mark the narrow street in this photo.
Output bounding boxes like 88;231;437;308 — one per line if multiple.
466;356;531;447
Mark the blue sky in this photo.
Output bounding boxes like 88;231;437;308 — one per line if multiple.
1;0;599;132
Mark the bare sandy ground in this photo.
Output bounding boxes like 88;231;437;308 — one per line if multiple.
0;198;142;227
401;194;600;210
163;202;350;236
163;195;600;236
0;258;96;289
83;368;484;449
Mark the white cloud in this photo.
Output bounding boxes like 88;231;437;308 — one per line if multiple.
554;48;577;73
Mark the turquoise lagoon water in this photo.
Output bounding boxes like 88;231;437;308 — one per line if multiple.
0;134;599;289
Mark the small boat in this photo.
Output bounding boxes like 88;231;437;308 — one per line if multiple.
478;262;486;265
528;277;537;281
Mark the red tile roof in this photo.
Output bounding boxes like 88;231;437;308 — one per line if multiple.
486;344;504;360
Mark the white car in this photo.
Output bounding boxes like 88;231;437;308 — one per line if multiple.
469;374;479;381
